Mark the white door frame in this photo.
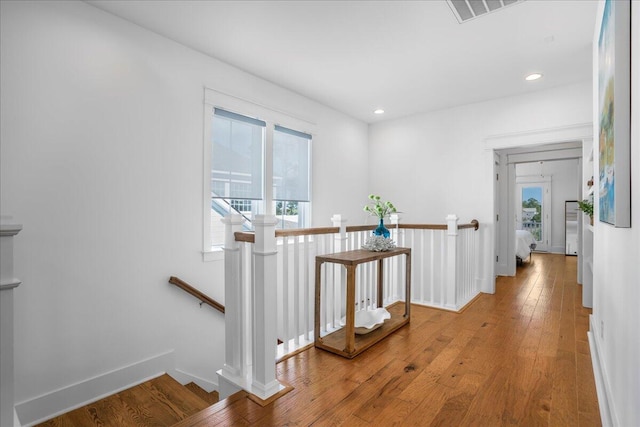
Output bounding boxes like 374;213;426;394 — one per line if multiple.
485;123;591;284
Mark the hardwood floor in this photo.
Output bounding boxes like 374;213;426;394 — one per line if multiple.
37;375;214;427
181;253;600;426
38;253;600;426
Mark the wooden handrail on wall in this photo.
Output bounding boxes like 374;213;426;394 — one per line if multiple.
233;220;479;243
168;276;225;314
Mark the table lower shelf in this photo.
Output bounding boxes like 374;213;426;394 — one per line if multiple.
315;302;409;359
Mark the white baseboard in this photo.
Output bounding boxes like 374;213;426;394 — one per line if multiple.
15;351;175;426
171;368;218;393
478;276;493;294
588;314;616;426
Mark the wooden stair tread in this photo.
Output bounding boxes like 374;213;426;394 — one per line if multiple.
140;374;210;415
184;382;220;405
172;391;250;427
36;374;210;427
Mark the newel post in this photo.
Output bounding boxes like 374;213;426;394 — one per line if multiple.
445;214;459;310
390;213;403;245
218;214;246;399
1;216;23;427
251;215;284;400
331;214;348;252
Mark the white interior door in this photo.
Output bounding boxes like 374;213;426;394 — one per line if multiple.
516;176;551;252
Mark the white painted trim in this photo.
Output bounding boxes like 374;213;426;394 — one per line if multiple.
171;368;219;393
216;369;243;400
15;351;175;427
516;175;552;184
411;290;482;313
216;367;287;401
477;276;492;294
588;314;616;427
203;102;214;255
0;216;23;236
0;279;21;290
204;87;316;129
484;123;592;150
508;148;582;164
202;247;224;262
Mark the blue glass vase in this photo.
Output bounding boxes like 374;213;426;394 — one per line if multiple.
373;218;390;238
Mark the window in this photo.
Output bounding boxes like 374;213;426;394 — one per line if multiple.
203;89;314;252
516;175;551;252
272;125;311;229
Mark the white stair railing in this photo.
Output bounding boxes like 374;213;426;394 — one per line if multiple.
217;214;289;402
219;213;479;401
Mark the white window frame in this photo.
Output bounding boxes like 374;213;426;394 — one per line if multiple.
202;88;316;261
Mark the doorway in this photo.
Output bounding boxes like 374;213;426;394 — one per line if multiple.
493;141;583;277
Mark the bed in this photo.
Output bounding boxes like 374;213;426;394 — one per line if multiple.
515;229;537;265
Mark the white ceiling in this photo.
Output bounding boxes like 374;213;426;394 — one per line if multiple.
87;0;598;123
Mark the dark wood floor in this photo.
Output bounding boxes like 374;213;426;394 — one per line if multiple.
181;253;600;426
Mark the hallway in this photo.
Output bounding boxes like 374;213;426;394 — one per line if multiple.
178;253;600;426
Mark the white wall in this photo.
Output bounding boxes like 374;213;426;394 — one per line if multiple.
516;159;580;253
0;1;368;423
589;4;640;426
368;82;592;292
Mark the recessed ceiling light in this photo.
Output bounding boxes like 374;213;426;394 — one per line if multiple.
374;109;385;115
525;73;543;81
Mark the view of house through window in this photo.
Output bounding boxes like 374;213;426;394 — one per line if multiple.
516;177;551;252
207;104;312;248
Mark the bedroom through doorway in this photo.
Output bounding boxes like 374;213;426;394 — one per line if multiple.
493;140;584;278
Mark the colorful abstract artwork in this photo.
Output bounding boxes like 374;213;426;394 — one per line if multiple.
596;0;631;228
598;0;615;224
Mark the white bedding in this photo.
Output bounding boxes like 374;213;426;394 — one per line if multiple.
515;230;537;260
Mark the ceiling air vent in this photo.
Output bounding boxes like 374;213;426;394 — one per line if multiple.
447;0;525;24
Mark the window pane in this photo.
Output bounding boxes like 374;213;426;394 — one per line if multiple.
273;126;311;202
211;109;264;200
210;198;260;245
522;187;542;241
273;200;309;229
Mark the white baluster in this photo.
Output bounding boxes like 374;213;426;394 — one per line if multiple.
446;214;459;310
331;214;347;325
390;214;403;303
293;235;300;346
282;235;290;351
303;234;311;341
440;230;446;308
429;229;435;306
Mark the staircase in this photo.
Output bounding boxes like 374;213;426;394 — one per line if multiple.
36;374;225;426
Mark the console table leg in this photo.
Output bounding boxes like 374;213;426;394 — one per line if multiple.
344;265;356;354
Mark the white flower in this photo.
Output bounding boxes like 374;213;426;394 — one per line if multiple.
363;194;398;219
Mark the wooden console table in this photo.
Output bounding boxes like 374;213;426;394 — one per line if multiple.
314;248;411;358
